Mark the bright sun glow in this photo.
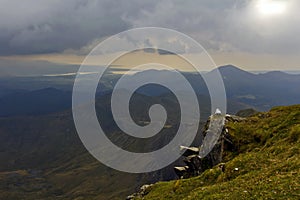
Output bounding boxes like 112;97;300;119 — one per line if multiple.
256;0;287;16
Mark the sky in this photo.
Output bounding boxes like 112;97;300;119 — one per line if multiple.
0;0;299;71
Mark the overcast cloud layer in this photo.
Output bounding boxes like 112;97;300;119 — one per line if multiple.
0;0;299;55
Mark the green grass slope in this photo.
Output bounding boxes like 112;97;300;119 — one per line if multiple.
134;105;300;199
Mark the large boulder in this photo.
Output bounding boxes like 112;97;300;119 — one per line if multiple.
174;114;240;179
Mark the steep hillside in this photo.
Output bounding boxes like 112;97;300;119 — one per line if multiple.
131;105;300;199
0;92;206;200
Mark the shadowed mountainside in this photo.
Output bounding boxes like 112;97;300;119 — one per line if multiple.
0;92;207;199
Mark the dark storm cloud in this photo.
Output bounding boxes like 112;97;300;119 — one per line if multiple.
0;0;158;55
0;0;299;55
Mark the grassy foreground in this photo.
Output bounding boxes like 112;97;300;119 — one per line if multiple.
134;105;300;199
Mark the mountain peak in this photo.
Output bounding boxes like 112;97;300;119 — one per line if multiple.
218;65;248;73
210;65;254;77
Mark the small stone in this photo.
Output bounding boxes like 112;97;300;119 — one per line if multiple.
218;163;226;172
126;194;136;200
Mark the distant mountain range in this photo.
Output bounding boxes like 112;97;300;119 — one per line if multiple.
0;65;299;117
217;65;300;110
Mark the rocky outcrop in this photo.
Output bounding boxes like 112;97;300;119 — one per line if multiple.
126;114;245;199
174;114;244;179
126;184;153;200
